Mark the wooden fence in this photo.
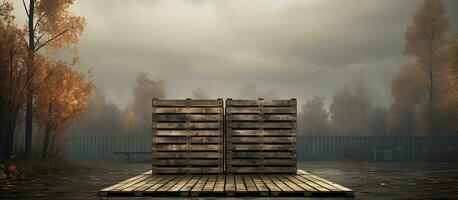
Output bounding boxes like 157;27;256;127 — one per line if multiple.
65;136;458;161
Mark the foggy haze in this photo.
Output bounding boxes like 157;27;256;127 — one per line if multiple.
12;0;458;109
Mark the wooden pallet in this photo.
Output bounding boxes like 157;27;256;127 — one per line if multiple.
152;99;224;174
225;99;297;174
99;170;354;197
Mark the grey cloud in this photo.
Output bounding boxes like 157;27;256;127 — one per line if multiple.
12;0;457;108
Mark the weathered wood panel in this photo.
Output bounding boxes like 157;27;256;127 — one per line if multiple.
226;98;297;174
152;98;224;174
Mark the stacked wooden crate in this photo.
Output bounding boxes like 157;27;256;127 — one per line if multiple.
152;99;224;174
225;98;297;174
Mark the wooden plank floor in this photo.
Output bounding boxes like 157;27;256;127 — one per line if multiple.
99;170;354;197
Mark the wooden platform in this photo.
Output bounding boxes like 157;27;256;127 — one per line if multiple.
99;170;354;197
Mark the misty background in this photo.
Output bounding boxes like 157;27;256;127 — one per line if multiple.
11;0;458;137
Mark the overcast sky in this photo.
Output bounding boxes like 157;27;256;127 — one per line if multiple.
12;0;458;109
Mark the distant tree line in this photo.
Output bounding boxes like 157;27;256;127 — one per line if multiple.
68;72;165;136
67;81;279;136
299;0;458;136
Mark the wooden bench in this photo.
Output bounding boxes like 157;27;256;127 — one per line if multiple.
113;152;150;162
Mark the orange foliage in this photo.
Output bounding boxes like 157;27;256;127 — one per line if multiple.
21;0;89;156
390;0;457;135
0;1;28;158
122;73;165;135
404;0;449;68
34;60;94;157
389;64;429;135
34;0;86;55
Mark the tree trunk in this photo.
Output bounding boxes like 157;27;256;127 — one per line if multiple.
25;0;35;155
428;63;434;134
25;92;33;154
0;101;19;159
41;125;51;158
41;102;53;158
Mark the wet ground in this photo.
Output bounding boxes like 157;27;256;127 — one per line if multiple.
300;162;458;199
1;161;458;199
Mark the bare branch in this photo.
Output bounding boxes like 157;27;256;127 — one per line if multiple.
21;36;29;51
31;68;55;93
35;32;46;47
58;107;84;127
22;0;29;17
33;13;46;33
34;27;73;52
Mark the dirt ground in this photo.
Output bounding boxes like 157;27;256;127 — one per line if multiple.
1;161;458;200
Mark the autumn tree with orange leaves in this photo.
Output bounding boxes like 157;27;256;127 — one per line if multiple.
34;61;93;158
404;0;449;132
390;0;458;135
0;2;27;159
123;73;165;135
22;0;86;154
0;0;90;159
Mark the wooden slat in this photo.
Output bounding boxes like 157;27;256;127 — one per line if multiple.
135;176;165;191
268;175;294;192
157;176;185;191
203;175;217;192
284;175;317;192
227;122;295;129
100;174;145;191
146;175;176;191
213;175;225;192
230;137;295;144
298;173;341;192
227;114;296;121
225;175;235;193
251;175;269;193
276;175;303;192
294;174;329;192
123;175;157;191
298;170;353;192
301;174;342;192
228;159;295;166
154;136;221;144
112;175;151;191
155;122;220;129
226;99;295;106
229;129;295;136
230;144;295;151
235;175;247;192
227;167;295;174
259;175;281;192
226;107;295;114
154;152;222;159
152;167;222;174
154;114;222;122
179;176;201;191
153;107;221;114
243;176;258;192
155;130;222;136
230;152;295;158
191;176;208;196
168;176;192;192
153;99;222;107
155;159;221;166
155;144;222;151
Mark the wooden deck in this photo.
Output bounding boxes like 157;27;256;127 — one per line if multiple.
99;170;354;197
